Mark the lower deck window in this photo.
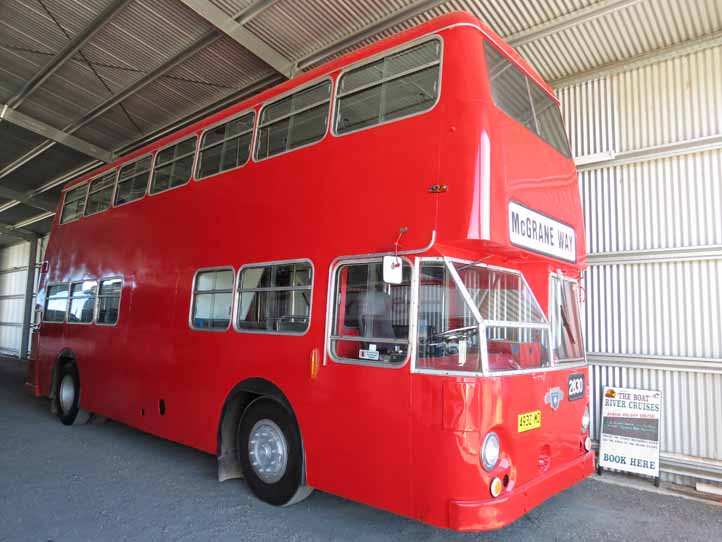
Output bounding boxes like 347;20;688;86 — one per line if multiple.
330;260;411;364
549;276;585;363
417;261;551;374
44;284;69;322
97;278;122;325
191;269;234;330
237;262;312;334
68;281;97;323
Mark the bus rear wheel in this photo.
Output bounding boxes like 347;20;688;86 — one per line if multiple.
237;398;312;506
56;363;81;425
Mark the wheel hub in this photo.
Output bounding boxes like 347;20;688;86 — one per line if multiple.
248;419;288;484
59;374;75;414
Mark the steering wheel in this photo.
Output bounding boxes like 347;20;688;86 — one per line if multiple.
433;325;478;342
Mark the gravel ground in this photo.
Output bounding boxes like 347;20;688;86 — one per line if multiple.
1;358;720;542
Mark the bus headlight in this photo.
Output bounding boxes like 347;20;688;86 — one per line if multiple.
581;405;590;434
481;432;501;472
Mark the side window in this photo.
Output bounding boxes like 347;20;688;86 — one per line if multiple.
43;284;69;322
68;280;97;324
115;156;151;205
484;42;571;158
335;39;441;135
549;275;585;363
84;170;116;216
60;184;88;224
191;268;234;330
330;260;411;364
237;261;312;334
255;81;331;160
150;136;197;194
97;278;122;325
197;112;255;179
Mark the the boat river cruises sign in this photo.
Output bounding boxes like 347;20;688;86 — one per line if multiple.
508;201;576;262
598;386;661;478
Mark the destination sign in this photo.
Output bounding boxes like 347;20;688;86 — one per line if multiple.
508;201;576;262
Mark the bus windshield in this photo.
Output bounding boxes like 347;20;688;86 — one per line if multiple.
417;260;552;374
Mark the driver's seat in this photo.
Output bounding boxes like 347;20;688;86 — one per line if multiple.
358;291;395;339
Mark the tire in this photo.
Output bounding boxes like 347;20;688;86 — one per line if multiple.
56;363;81;426
237;398;312;506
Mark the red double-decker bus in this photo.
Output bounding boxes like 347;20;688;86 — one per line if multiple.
26;12;593;531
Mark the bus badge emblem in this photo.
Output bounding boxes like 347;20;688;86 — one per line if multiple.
544;387;564;411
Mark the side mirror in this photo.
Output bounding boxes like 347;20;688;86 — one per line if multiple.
382;255;403;285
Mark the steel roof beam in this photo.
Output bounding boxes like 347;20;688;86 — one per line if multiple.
232;0;280;25
296;0;448;71
178;0;294;77
506;0;644;48
0;221;38;242
0;32;221;181
6;0;133;109
1;105;113;162
553;28;722;89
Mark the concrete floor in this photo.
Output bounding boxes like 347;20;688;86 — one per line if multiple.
1;358;720;542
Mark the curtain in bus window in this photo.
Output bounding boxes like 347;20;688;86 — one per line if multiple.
335;39;441;135
237;262;312;333
151;137;197;193
549;277;585;362
197;112;255;179
44;284;69;322
330;261;411;364
255;82;331;160
97;278;122;325
68;281;97;323
192;269;233;330
60;184;88;224
115;156;151;205
85;171;116;216
484;43;571;158
416;263;481;372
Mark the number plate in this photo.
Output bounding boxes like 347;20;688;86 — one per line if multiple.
517;410;542;432
568;373;585;401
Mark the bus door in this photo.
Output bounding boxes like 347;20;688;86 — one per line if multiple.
312;258;413;514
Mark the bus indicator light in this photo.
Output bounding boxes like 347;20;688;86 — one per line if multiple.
310;348;320;379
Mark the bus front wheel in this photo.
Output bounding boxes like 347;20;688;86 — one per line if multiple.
237;398;312;506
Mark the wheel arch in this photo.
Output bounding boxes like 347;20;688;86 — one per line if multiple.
216;377;300;482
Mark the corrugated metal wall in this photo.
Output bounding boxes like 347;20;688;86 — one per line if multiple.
0;238;45;358
560;44;722;486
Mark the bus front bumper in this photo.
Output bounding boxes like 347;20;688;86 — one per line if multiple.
448;450;595;531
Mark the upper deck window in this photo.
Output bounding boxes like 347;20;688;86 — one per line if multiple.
150;137;197;194
60;184;88;224
84;171;116;216
197;112;255;179
484;43;571;158
115;156;151;205
335;39;441;135
255;81;331;160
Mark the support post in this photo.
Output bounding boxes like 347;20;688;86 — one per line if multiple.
19;238;38;360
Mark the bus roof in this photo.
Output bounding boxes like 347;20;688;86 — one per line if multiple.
64;11;556;192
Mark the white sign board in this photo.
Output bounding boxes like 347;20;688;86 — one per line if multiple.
599;386;661;478
508;201;576;262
